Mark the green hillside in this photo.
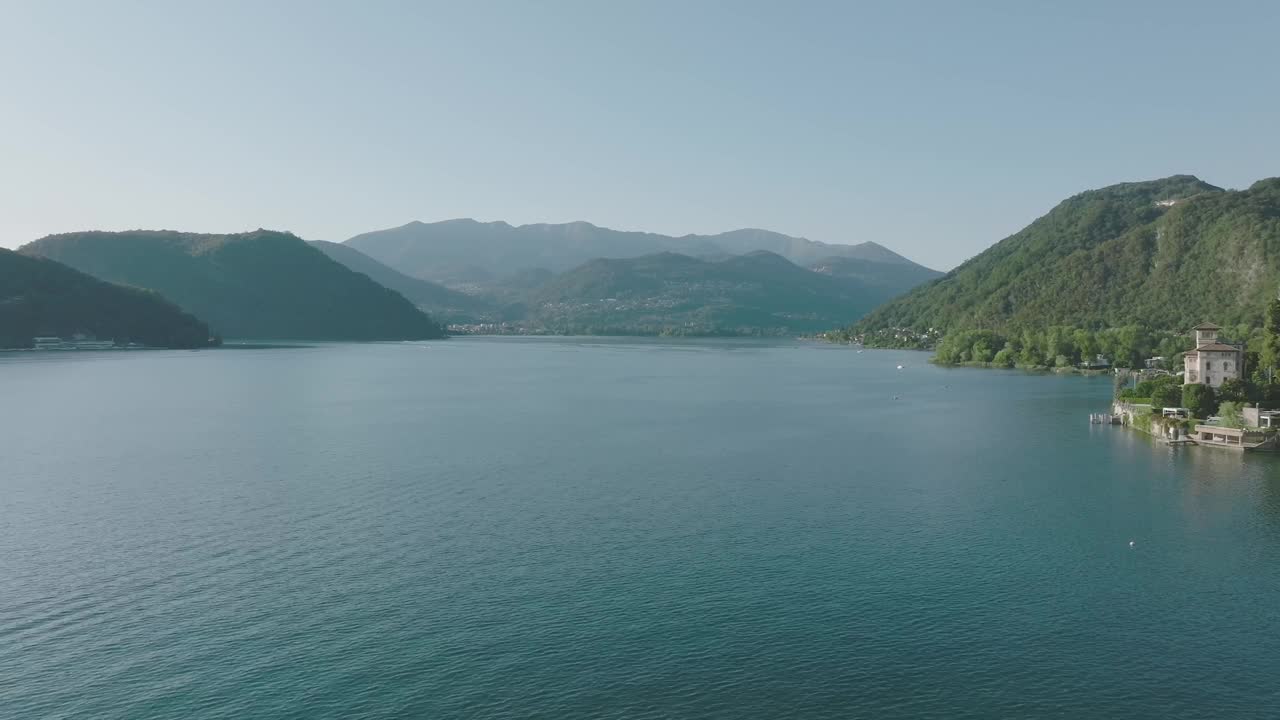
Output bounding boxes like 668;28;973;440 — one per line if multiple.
21;230;445;340
0;248;211;349
527;250;885;335
851;175;1280;342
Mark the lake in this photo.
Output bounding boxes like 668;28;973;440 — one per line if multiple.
3;337;1279;719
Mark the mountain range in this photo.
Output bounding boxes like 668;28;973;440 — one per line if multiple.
5;222;936;342
330;219;942;333
0;248;210;349
345;219;933;286
21;230;445;340
10;176;1280;346
852;175;1280;341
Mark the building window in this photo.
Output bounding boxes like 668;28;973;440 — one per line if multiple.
1206;361;1213;371
1225;361;1232;372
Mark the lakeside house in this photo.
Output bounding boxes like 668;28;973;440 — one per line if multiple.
1183;323;1242;388
1108;322;1277;452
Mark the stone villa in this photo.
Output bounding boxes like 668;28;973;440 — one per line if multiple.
1183;323;1242;387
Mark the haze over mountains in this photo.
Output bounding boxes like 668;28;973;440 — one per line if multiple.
345;219;934;286
330;219;942;333
852;175;1280;341
3;219;939;342
308;241;489;323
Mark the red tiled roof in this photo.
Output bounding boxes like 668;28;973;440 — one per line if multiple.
1193;343;1241;352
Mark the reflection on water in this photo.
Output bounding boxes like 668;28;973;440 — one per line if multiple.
1099;420;1280;541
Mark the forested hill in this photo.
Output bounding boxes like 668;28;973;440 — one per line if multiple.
0;248;210;349
525;250;885;335
850;175;1280;340
21;230;445;340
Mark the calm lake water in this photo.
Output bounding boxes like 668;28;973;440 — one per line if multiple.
3;337;1280;719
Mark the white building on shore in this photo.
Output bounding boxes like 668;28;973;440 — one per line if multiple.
1183;323;1242;388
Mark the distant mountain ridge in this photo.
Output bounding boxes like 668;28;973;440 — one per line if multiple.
21;230;445;340
525;249;888;335
345;219;933;286
852;174;1280;339
0;248;210;348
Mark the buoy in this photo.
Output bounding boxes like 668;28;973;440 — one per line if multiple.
896;364;904;370
1129;540;1135;548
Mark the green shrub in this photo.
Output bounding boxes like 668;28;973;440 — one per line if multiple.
1152;383;1183;409
1218;401;1245;428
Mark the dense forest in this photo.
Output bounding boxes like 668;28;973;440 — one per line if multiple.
21;230;445;340
0;248;211;349
848;176;1280;342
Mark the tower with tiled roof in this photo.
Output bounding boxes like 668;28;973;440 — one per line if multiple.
1183;323;1242;388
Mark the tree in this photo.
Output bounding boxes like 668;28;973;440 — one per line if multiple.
1114;371;1135;398
1152;382;1183;409
1073;328;1097;361
1261;297;1280;382
1183;384;1218;419
1018;328;1042;366
992;344;1017;368
1216;378;1248;404
971;337;994;363
1218;401;1245;429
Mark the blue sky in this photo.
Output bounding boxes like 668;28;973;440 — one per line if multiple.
1;1;1276;269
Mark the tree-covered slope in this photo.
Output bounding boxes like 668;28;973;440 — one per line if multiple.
308;240;491;322
21;230;445;340
0;248;210;349
809;256;943;297
526;250;885;335
850;175;1280;338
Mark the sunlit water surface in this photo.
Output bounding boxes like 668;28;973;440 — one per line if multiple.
3;338;1279;718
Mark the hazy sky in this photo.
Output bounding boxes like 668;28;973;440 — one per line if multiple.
2;1;1276;269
